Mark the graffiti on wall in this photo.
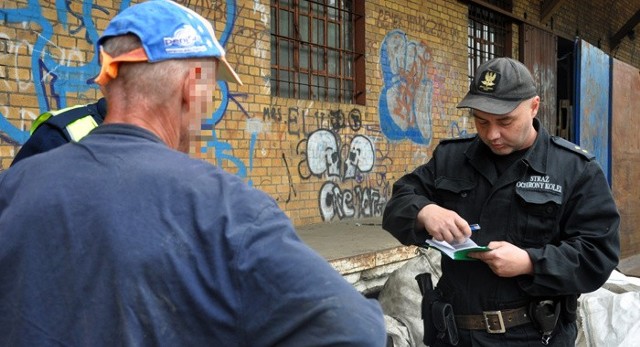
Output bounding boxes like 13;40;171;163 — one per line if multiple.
378;28;471;145
313;132;385;221
448;119;470;138
264;106;362;137
376;8;464;41
260;103;390;220
262;104;390;221
0;0;116;144
297;129;375;180
0;0;256;182
319;182;386;221
296;122;389;221
378;29;433;145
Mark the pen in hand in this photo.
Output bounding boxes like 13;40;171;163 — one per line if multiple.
470;224;481;231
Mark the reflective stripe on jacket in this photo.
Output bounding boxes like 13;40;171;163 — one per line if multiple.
30;105;99;142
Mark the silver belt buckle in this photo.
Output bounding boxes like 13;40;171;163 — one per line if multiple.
483;310;506;333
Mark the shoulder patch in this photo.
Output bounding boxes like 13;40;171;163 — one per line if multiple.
440;133;477;144
551;136;595;160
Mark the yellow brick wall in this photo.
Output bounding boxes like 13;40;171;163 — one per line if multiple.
2;0;640;227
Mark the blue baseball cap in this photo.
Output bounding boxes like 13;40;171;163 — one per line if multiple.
95;0;242;85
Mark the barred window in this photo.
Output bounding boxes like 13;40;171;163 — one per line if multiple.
271;0;365;104
467;1;512;82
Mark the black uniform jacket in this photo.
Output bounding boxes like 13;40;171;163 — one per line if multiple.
383;119;620;316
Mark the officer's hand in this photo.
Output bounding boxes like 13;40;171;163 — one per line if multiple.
417;204;473;244
468;241;533;277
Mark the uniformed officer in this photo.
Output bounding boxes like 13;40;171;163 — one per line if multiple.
11;98;106;166
382;57;620;346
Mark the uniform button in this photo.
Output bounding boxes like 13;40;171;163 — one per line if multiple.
461;192;467;197
546;206;554;213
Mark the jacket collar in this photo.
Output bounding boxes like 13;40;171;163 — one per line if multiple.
465;118;549;177
521;118;549;175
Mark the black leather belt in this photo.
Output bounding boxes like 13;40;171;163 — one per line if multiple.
455;306;531;333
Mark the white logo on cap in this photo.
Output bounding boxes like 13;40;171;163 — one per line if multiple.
163;25;207;54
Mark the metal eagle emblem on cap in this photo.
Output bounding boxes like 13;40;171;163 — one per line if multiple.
478;71;498;92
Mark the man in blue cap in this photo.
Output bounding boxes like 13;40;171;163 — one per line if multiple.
0;1;387;346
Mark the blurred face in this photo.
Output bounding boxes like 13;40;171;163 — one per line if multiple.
178;60;218;153
472;96;540;155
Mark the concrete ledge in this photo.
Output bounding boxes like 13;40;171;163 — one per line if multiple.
329;245;418;275
296;217;419;294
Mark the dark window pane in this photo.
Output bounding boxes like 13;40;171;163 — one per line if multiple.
328;49;339;75
328;23;338;48
300;16;309;42
279;10;291;36
311;2;324;16
300;43;310;69
328;3;338;20
280;71;291;98
343;79;353;103
313;19;324;45
271;68;277;97
312;75;319;100
328;78;338;102
343;54;352;76
300;74;310;99
343;21;352;50
300;0;310;13
279;40;290;68
312;47;325;71
318;77;326;101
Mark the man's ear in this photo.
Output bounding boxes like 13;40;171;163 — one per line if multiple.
530;96;541;117
181;71;193;113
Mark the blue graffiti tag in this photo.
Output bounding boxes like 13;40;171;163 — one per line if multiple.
0;0;120;144
378;29;433;145
2;0;253;182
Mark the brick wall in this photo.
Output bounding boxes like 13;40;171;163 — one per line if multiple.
2;0;640;227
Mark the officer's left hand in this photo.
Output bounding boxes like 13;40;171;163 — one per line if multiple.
467;241;533;277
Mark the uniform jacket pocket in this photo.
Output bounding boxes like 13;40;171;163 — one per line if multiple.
514;187;562;246
435;177;476;211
